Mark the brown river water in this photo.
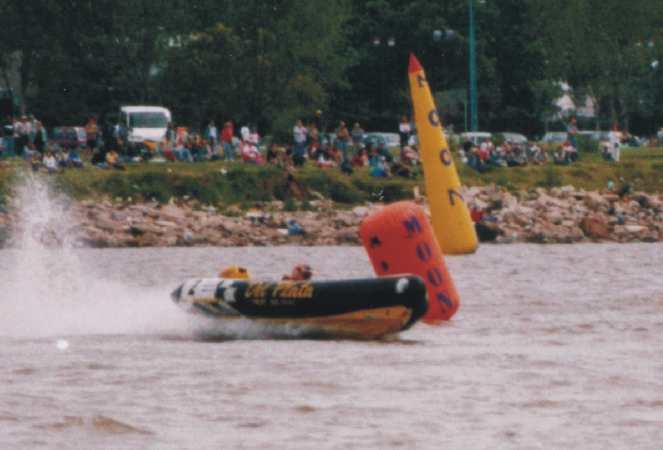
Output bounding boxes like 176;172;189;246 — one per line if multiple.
1;177;663;449
1;244;663;450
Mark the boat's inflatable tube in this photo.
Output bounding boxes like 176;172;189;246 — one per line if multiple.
171;275;428;339
359;201;460;322
408;53;478;255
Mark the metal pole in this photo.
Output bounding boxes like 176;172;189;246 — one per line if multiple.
468;0;478;131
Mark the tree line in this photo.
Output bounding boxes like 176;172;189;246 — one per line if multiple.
1;0;662;137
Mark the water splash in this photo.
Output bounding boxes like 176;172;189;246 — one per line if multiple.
0;173;185;338
0;174;317;340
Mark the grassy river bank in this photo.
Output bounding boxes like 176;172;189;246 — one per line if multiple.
2;148;663;209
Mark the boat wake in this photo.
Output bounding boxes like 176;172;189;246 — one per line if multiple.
0;174;185;338
0;174;322;341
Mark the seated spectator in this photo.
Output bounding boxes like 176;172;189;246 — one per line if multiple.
563;140;578;162
376;141;394;163
240;140;264;165
30;152;42;172
368;147;389;177
173;141;193;162
400;145;419;165
528;142;546;165
248;126;260;147
105;149;125;170
56;149;69;168
352;146;369;168
315;147;336;168
601;142;613;161
329;145;343;165
43;150;59;174
67;148;84;168
159;138;176;162
287;219;305;236
466;142;489;173
553;140;576;165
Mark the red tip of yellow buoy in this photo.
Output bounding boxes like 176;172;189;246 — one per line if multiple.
408;53;423;73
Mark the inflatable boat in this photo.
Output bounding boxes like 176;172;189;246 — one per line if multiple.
171;276;428;339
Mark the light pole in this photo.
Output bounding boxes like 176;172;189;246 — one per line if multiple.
468;0;478;131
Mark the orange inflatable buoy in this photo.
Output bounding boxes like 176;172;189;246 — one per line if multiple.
359;201;460;322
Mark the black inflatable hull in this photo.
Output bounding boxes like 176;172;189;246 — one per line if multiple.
171;276;428;339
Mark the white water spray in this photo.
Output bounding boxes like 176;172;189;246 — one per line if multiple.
0;173;185;338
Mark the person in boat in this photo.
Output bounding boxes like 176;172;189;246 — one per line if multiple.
218;264;312;281
219;266;250;279
282;264;312;281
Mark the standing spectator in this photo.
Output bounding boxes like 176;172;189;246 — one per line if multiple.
240;124;250;143
313;109;325;135
292;119;308;166
609;123;622;162
351;122;364;151
205;120;218;151
221;121;235;160
248;125;260;147
2;116;15;157
101;114;117;155
335;120;350;162
399;115;412;148
85;117;98;152
307;122;320;158
567;116;578;149
33;121;47;154
14;115;29;157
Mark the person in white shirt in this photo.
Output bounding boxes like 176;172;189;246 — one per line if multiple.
240;125;250;142
205;120;218;150
609;127;622;162
292;119;308;165
43;150;58;173
399;115;412;148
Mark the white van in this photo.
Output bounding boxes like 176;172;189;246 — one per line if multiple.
119;105;172;144
460;131;493;146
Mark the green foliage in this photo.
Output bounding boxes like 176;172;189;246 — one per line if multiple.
495;172;514;190
299;169;365;204
532;0;663;133
283;197;297;212
577;135;599;153
1;0;663;137
536;165;563;188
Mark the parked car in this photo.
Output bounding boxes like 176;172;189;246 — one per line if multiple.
540;131;568;145
363;132;401;149
460;131;493;146
497;132;528;145
51;126;86;149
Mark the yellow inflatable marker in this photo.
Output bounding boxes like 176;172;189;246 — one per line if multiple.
408;53;478;255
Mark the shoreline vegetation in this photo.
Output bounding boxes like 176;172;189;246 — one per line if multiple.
1;148;663;247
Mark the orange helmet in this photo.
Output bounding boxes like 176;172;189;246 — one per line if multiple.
219;266;250;279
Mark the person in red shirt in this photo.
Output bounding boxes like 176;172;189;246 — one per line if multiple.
221;121;235;160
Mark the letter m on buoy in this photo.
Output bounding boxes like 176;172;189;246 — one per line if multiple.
403;216;422;237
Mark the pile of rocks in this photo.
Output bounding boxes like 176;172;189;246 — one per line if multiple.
1;185;662;248
464;185;663;244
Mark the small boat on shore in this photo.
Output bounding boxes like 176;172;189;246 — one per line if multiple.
171;276;428;340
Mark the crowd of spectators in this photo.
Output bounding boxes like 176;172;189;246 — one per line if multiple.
277;113;420;179
461;131;581;173
2;110;645;182
0;111;422;179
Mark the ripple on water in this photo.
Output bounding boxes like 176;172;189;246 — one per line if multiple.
35;415;153;435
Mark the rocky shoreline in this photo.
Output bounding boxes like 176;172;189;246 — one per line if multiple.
1;185;663;248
